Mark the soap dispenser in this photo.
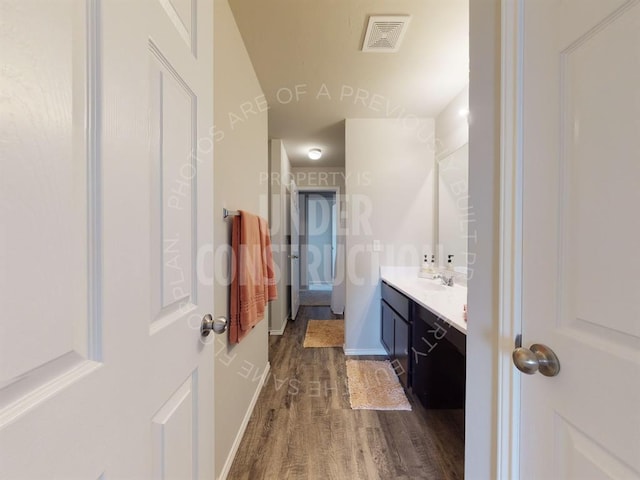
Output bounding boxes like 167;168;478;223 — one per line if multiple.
443;255;455;286
420;254;436;278
420;254;430;275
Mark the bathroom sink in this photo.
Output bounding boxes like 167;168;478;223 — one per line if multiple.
418;280;447;292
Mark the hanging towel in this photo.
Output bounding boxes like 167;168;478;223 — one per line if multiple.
229;211;277;343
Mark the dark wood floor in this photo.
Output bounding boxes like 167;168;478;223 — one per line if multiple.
227;306;464;480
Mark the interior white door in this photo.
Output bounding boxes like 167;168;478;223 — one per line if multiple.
290;181;300;320
518;0;640;477
0;1;215;478
331;201;337;279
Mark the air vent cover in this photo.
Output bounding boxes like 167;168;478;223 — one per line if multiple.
362;15;411;53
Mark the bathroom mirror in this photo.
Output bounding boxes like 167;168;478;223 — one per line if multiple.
437;143;469;275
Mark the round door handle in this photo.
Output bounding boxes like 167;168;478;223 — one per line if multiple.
512;343;560;377
288;254;299;259
201;314;228;337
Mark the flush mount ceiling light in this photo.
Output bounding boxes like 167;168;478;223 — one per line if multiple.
308;148;322;160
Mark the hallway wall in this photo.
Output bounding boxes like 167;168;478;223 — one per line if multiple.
213;1;270;477
344;118;435;354
291;167;346;192
268;139;292;335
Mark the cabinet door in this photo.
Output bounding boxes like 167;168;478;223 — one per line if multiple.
381;300;394;355
394;316;410;389
412;305;465;409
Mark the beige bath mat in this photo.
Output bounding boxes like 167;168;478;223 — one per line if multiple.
303;320;344;348
346;360;411;411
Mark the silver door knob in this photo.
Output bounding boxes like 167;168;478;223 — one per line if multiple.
201;314;228;337
288;254;299;259
512;343;560;377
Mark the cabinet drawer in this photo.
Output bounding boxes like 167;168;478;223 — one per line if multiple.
415;303;465;355
381;282;410;320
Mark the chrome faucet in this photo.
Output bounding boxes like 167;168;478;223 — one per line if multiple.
437;272;455;287
438;254;456;286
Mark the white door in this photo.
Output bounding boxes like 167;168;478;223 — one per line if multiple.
0;1;215;478
518;0;640;477
290;181;300;320
331;201;337;279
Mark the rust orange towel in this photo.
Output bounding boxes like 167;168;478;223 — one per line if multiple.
229;211;277;343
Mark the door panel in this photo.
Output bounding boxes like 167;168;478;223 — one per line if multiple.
520;0;640;477
0;1;215;478
560;5;640;337
0;0;98;384
0;2;105;477
554;419;640;479
151;373;197;480
157;0;197;52
290;181;300;320
99;0;215;477
149;42;198;331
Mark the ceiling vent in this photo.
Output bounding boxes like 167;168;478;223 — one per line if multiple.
362;15;411;53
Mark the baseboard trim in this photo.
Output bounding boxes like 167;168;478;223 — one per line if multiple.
268;318;288;336
218;362;271;480
343;347;388;356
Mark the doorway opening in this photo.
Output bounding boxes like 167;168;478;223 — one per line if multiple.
297;189;338;307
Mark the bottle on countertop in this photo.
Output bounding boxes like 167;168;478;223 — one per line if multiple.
419;254;437;278
421;254;429;272
440;254;456;286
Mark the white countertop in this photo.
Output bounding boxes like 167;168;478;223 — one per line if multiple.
380;266;468;334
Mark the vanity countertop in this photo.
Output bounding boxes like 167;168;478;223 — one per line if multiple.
380;266;467;334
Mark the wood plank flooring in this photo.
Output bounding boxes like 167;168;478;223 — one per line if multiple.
227;306;464;480
298;289;332;306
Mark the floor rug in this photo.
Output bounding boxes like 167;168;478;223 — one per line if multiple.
299;289;332;306
303;319;344;348
346;360;412;411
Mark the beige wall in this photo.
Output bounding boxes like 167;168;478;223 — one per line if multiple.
291;167;346;191
268;139;291;334
466;0;501;478
344;118;435;354
213;1;269;477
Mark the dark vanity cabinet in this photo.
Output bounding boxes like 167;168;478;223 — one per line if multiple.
381;281;466;409
381;282;411;389
412;303;466;408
